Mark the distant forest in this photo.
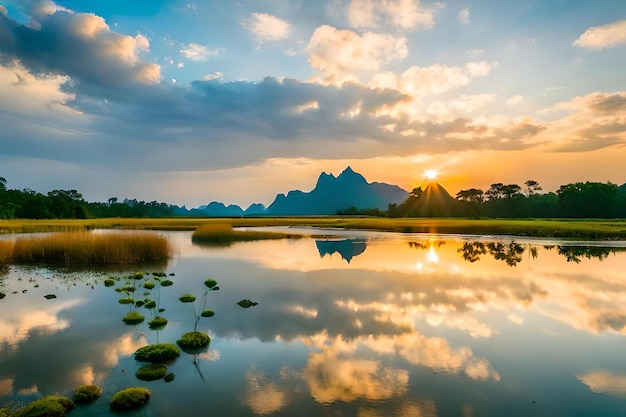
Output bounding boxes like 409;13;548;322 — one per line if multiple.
1;176;625;219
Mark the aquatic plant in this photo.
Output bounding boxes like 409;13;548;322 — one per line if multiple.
164;373;175;382
134;343;180;362
110;387;151;411
177;331;210;350
17;395;75;417
122;311;145;325
161;279;173;287
104;278;115;287
148;316;168;330
143;281;155;289
118;297;134;304
201;309;214;317
179;294;196;302
204;278;218;289
237;299;259;308
9;231;173;264
136;363;168;381
73;384;103;404
144;300;157;309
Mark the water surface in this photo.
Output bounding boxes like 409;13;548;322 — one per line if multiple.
2;229;626;416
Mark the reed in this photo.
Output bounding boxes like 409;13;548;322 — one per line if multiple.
0;240;12;264
191;223;300;244
9;231;173;264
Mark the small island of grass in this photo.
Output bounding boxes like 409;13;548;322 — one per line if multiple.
136;363;168;381
110;387;151;411
177;331;210;350
135;343;181;362
17;395;75;417
73;384;103;404
191;223;302;245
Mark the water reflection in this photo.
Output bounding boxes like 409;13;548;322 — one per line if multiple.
315;238;367;263
2;231;626;416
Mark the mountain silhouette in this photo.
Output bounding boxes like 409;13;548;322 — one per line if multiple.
265;166;408;215
315;239;367;263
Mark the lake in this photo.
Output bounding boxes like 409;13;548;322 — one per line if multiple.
2;228;626;416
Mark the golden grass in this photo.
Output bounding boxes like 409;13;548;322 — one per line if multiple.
6;231;173;264
191;223;301;244
2;217;626;239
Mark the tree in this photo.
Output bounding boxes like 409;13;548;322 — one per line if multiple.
0;177;6;192
455;188;484;218
524;180;542;197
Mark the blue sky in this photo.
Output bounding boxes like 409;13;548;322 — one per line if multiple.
1;0;625;207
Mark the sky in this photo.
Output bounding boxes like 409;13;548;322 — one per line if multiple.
0;0;625;208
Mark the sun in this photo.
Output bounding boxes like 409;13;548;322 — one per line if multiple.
424;169;439;180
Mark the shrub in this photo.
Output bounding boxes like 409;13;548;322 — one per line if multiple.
135;364;168;381
135;343;180;362
17;395;75;417
122;311;145;325
73;384;103;404
110;387;150;411
177;331;210;350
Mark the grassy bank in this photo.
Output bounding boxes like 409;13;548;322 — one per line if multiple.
1;217;626;239
191;223;302;244
0;231;173;264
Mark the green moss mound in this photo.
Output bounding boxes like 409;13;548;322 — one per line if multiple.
164;373;175;382
110;387;150;411
148;316;168;330
73;384;103;404
135;343;180;362
179;294;196;303
143;281;155;289
104;278;115;287
160;279;173;287
201;309;215;318
144;300;157;309
118;297;134;304
177;331;210;350
18;395;75;417
122;311;145;325
135;364;168;381
204;278;218;289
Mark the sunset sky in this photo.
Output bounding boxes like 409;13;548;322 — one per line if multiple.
1;0;625;207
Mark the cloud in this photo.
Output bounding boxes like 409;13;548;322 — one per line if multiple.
573;20;626;49
244;367;287;414
578;370;626;397
458;8;470;24
506;95;523;106
180;42;221;61
243;12;290;42
307;25;408;84
0;2;160;90
346;0;436;30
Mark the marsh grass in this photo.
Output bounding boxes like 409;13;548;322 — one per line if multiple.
191;223;301;244
7;231;172;264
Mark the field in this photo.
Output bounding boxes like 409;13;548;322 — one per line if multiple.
2;217;626;239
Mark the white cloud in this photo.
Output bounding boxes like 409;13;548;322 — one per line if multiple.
346;0;436;30
506;95;524;106
180;43;221;61
578;371;626;397
243;13;290;42
307;25;408;84
573;20;626;49
203;71;224;81
459;8;470;24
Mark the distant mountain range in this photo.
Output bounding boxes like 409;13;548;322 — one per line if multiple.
191;166;409;216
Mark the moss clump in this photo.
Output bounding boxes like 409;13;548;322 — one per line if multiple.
204;279;218;289
122;311;145;325
160;279;173;287
201;309;215;318
143;281;155;289
132;272;144;280
148;316;168;330
237;299;258;308
135;343;180;362
135;364;168;381
118;297;134;304
18;395;75;417
73;384;103;404
144;300;157;309
135;300;145;308
179;294;196;303
104;278;115;287
0;293;5;300
164;373;175;382
177;331;210;350
110;387;150;411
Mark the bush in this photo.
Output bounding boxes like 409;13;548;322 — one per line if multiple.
110;387;150;411
73;384;102;403
17;395;75;417
177;331;210;350
148;316;168;330
135;364;168;381
122;311;145;325
135;343;180;362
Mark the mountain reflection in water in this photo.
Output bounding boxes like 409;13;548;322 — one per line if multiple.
2;230;626;417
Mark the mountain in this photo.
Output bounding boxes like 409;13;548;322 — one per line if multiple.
198;202;245;217
265;166;408;215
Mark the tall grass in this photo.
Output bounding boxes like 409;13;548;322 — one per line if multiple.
191;223;300;244
6;231;173;264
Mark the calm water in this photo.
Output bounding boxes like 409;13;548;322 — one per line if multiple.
2;229;626;416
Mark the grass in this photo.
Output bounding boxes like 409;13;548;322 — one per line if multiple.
177;331;210;350
1;217;626;239
1;231;173;265
135;343;181;362
122;311;145;325
73;385;103;404
135;364;168;381
110;387;150;411
16;395;75;417
191;223;301;244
